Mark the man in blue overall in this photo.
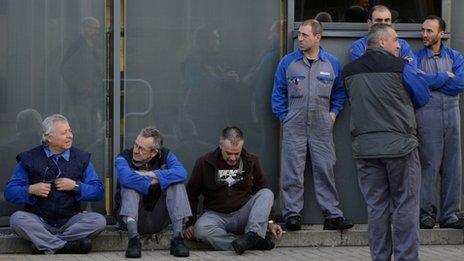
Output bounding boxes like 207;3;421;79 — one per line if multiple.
272;19;353;231
415;16;464;229
350;5;415;65
343;24;430;261
5;114;106;254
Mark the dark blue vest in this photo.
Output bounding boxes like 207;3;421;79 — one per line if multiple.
17;145;90;227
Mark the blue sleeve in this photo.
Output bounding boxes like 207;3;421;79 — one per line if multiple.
440;51;464;96
350;40;365;61
271;58;288;122
155;152;188;190
328;58;346;115
4;163;36;205
75;162;104;202
399;40;417;67
115;156;151;195
420;71;450;90
402;62;430;108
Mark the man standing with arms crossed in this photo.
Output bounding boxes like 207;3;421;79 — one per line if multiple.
415;16;464;229
272;19;353;231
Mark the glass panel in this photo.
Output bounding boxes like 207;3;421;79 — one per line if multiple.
0;0;107;222
125;0;281;193
295;0;441;23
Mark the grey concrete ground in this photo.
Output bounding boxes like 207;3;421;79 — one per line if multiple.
1;245;464;261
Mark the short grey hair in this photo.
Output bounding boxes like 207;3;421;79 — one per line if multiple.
219;126;244;146
41;114;69;145
139;126;163;151
367;23;394;47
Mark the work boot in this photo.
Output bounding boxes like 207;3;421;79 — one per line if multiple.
440;219;464;229
232;231;259;255
170;234;189;257
420;216;435;229
323;217;354;230
31;245;44;255
285;216;302;231
57;238;92;254
253;234;275;251
125;235;141;258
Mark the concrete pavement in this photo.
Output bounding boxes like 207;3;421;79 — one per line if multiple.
1;245;464;261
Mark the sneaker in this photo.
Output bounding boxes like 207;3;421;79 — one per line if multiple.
253;234;275;251
170;234;189;257
323;217;354;230
285;216;302;231
440;219;464;229
420;216;435;229
232;231;259;255
125;235;141;258
57;238;92;254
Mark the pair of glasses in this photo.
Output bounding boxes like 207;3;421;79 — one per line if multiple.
42;158;62;183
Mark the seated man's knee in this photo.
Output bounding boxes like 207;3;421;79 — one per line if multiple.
194;218;216;241
92;213;107;232
9;211;30;230
256;188;274;202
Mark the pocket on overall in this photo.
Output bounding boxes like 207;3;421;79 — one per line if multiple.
316;75;334;98
287;76;306;98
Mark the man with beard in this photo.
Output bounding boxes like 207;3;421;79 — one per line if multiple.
415;16;464;229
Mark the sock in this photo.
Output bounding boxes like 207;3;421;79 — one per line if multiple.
125;217;139;239
172;219;183;239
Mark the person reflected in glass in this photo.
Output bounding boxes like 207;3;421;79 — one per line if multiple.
61;17;104;148
4;114;106;254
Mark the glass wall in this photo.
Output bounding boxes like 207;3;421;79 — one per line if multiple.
0;0;107;223
124;0;281;193
295;0;441;23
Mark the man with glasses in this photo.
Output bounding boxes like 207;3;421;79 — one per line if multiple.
5;114;106;254
114;126;191;258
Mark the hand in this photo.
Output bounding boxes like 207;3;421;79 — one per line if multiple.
55;178;76;191
183;226;195;240
268;223;283;241
135;170;157;178
447;71;456;78
329;112;337;122
28;182;51;197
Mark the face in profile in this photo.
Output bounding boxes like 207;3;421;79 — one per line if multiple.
297;24;320;53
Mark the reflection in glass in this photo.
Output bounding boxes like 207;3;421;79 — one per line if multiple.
0;0;106;219
125;1;281;195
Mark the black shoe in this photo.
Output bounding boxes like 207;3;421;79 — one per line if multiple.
57;238;92;254
31;245;44;255
125;236;141;258
170;234;189;257
323;217;354;230
232;231;260;255
285;216;302;231
440;219;464;229
420;216;435;229
253;234;275;251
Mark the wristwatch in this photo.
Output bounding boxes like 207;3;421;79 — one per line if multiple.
268;220;275;224
74;182;80;192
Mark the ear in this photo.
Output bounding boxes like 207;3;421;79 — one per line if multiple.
315;33;322;42
367;19;373;27
439;31;445;38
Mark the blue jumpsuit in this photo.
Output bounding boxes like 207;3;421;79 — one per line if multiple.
415;44;464;225
272;48;346;220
